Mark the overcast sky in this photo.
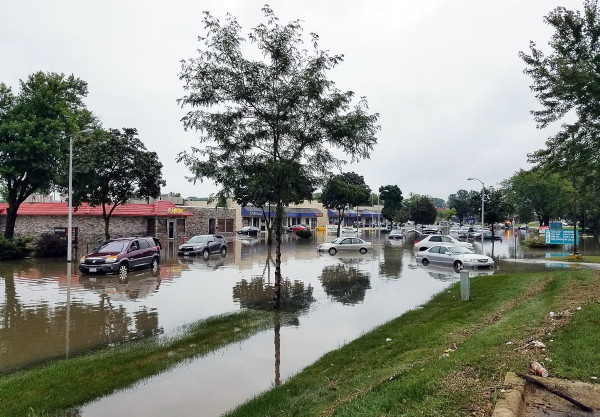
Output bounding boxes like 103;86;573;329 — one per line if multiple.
1;0;585;202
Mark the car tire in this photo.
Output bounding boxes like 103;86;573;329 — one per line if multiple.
421;258;429;266
359;247;367;254
454;261;463;271
118;263;129;278
202;249;210;260
220;246;227;256
328;247;337;256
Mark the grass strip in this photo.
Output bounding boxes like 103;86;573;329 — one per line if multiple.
0;309;273;417
226;270;600;417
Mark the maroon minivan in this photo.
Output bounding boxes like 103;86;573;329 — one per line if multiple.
79;237;160;277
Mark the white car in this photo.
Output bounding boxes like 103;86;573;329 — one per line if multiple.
388;229;404;239
413;234;473;252
415;245;494;271
317;237;373;255
449;225;460;234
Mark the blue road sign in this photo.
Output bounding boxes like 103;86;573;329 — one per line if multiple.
545;229;578;244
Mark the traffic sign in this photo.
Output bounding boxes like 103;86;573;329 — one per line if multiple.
544;229;578;245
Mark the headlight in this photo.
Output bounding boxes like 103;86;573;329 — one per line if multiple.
105;255;118;263
178;246;183;250
79;256;86;264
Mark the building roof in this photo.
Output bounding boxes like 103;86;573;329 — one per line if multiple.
0;201;193;217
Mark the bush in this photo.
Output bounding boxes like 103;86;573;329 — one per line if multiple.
0;236;33;260
295;229;312;239
35;233;68;258
523;236;559;248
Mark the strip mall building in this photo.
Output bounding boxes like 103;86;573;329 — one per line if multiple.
0;199;382;247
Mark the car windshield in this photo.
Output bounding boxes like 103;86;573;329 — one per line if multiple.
97;240;128;253
449;246;473;254
187;236;209;244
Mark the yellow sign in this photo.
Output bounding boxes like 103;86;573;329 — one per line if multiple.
167;207;184;214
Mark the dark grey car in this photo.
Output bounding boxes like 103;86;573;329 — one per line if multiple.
178;234;228;259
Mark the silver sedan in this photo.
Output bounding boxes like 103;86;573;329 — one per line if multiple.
317;237;373;255
415;245;494;271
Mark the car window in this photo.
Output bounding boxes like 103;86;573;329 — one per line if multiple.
439;246;449;254
352;238;361;244
429;246;440;253
188;236;209;244
139;239;150;249
430;236;441;242
341;238;351;245
98;240;128;253
130;240;139;251
441;236;452;242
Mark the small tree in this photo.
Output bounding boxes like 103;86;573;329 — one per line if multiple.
378;185;403;225
321;172;371;236
68;128;165;240
178;7;379;308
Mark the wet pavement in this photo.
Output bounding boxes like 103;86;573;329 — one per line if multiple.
1;228;599;416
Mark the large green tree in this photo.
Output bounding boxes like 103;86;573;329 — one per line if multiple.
0;72;91;238
378;185;404;224
321;172;371;236
503;168;573;226
177;7;379;307
521;1;600;232
447;190;473;224
404;194;437;225
68;128;165;240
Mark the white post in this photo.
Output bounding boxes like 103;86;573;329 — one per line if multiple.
468;177;485;245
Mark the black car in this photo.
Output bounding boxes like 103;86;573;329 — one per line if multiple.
237;226;260;237
178;234;228;259
79;237;161;277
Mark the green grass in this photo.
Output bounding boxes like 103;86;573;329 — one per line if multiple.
225;270;600;417
0;310;273;417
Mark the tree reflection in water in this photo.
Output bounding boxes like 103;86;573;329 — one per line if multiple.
319;258;371;305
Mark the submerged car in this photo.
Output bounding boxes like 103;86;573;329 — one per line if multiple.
415;245;494;271
413;234;473;252
178;234;228;259
79;237;161;277
471;230;502;240
317;236;373;255
237;226;260;236
388;229;404;239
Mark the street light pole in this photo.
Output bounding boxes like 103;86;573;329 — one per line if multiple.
468;177;484;244
67;129;93;262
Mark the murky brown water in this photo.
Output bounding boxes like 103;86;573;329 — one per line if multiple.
1;229;598;416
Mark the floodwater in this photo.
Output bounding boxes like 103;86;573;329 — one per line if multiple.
1;228;599;416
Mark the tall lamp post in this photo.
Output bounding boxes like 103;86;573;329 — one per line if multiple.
67;128;93;262
468;177;485;244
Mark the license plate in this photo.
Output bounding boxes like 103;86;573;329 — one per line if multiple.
89;267;97;272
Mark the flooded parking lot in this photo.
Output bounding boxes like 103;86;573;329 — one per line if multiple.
1;228;599;416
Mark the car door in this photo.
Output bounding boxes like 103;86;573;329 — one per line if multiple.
128;240;142;269
207;236;217;253
435;246;453;266
138;238;151;266
425;246;441;263
338;237;355;251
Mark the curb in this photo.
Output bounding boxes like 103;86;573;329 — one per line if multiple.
492;372;525;417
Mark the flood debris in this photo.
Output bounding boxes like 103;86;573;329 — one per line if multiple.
515;372;594;412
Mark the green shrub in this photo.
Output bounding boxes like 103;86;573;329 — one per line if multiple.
0;236;33;260
35;233;68;258
523;236;559;248
295;229;312;239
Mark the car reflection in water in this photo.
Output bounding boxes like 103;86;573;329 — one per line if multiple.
414;263;496;281
79;266;162;301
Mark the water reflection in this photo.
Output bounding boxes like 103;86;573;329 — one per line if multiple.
319;257;371;305
5;231;600;416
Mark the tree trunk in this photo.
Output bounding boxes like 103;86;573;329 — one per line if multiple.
273;204;284;309
3;205;19;239
103;215;111;240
